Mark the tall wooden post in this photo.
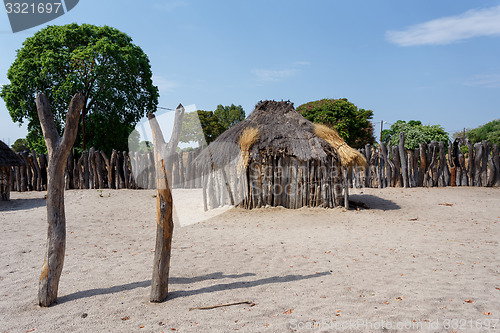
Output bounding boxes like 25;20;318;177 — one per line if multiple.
398;132;408;188
36;93;84;307
148;104;184;303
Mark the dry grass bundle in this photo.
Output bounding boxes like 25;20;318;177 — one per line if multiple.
314;124;367;167
238;127;260;168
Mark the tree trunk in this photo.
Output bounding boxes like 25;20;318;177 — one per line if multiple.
474;143;482;186
39;154;47;190
364;144;371;188
123;152;130;189
343;167;349;209
147;104;184;303
407;150;414;187
109;149;118;189
493;144;500;187
36;93;84;307
392;146;401;187
486;142;495;187
420;143;427;187
379;144;387;188
482;141;488;187
466;139;474;186
31;151;42;191
398;132;408;188
448;141;456;186
426;141;438;187
458;154;468;186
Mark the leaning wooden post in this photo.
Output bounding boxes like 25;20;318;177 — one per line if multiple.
36;93;84;307
148;104;184;303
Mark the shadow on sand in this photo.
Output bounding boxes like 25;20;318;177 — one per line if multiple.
55;271;329;304
349;194;400;211
0;197;46;212
167;271;331;301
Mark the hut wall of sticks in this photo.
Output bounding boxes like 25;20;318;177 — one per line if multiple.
195;100;367;210
0;140;23;201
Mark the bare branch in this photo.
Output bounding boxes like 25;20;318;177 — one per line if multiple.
36;93;59;151
166;104;185;155
148;113;167;148
60;93;85;153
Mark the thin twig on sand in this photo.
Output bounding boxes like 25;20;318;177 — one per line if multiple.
189;301;254;311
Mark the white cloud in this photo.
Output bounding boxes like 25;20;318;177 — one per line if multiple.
253;61;310;82
464;74;500;88
152;75;178;92
386;6;500;46
253;68;297;82
152;0;188;12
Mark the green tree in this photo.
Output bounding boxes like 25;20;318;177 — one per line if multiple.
11;138;29;152
0;23;159;154
180;105;245;146
297;98;375;148
214;104;246;129
466;119;500;146
381;120;449;149
180;110;223;146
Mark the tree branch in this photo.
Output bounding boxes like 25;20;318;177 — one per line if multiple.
148;113;167;148
167;104;185;154
36;93;60;152
60;93;85;153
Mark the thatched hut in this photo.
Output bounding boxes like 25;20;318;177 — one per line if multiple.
196;100;366;209
0;140;23;200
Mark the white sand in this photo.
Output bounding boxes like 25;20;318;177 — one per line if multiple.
0;187;499;332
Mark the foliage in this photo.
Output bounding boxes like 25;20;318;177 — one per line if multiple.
466;119;500;147
0;23;159;155
214;104;245;129
381;120;449;149
10;138;29;152
297;98;375;148
180;105;245;146
137;141;153;153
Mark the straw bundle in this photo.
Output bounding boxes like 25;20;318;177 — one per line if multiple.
314;124;367;167
238;127;260;168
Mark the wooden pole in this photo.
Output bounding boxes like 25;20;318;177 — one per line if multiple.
494;144;500;187
398;132;408;188
343;167;349;209
36;93;84;307
474;142;482;186
147;104;184;303
466;139;474;186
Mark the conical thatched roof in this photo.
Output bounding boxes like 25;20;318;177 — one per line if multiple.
196;100;339;169
0;140;23;167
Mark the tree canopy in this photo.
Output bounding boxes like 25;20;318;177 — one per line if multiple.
10;138;29;152
381;120;449;149
180;105;245;146
297;98;375;148
466;119;500;146
214;104;245;130
0;23;159;154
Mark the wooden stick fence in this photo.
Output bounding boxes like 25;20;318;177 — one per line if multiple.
8;134;500;194
351;135;500;189
9;147;204;192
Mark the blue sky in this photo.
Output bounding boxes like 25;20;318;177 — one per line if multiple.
1;0;500;146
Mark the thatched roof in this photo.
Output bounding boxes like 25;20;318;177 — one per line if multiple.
0;140;23;167
196;100;339;169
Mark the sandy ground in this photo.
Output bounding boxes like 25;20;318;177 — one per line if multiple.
0;187;499;333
